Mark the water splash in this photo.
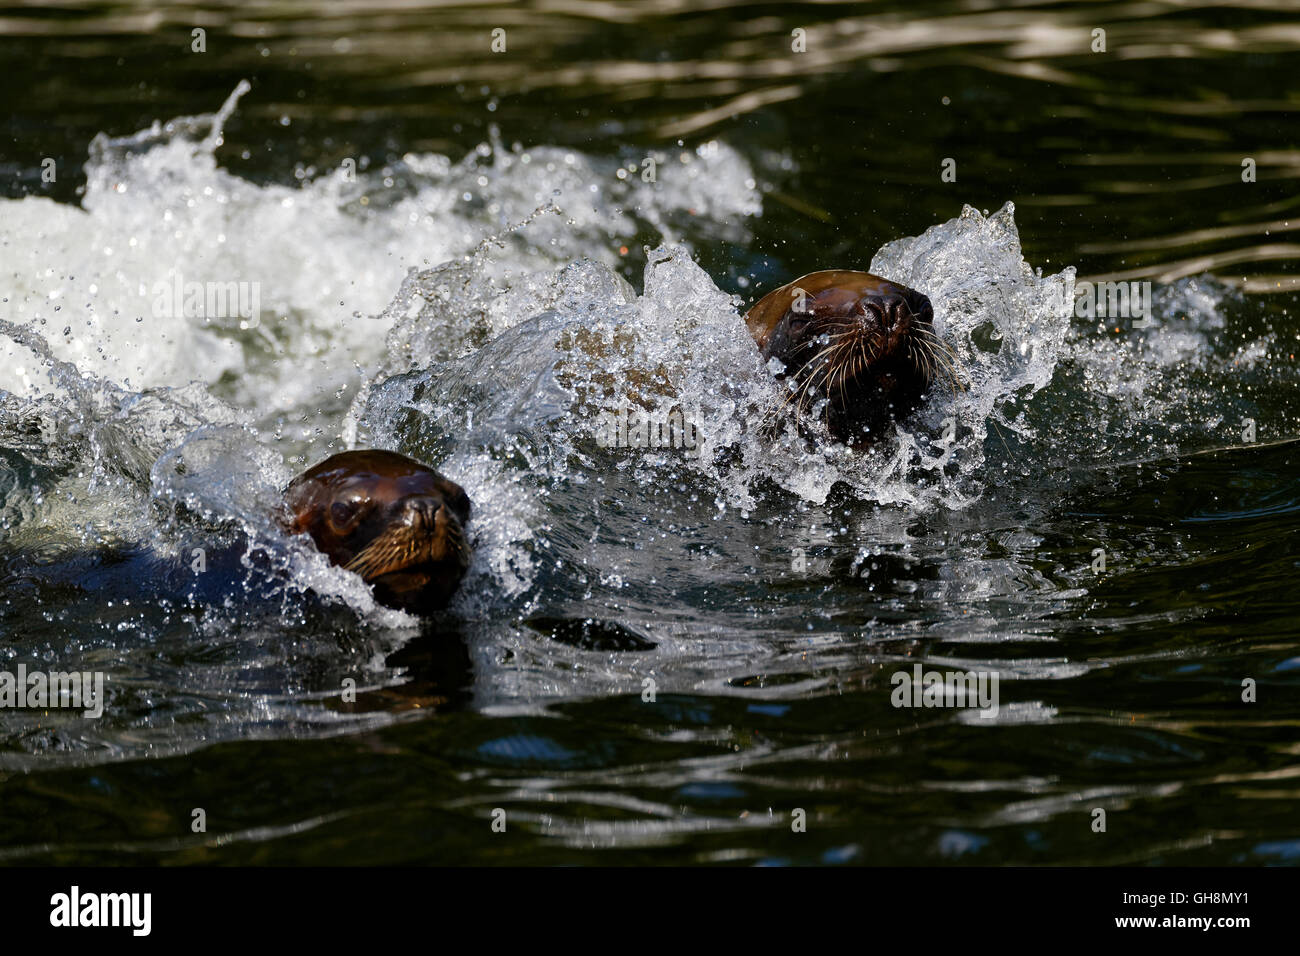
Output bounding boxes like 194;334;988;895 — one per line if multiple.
1;83;761;417
362;204;1076;515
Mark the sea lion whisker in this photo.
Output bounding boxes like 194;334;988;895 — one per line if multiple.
920;337;964;391
797;356;838;418
918;326;960;373
911;338;932;382
925;345;948;389
907;339;924;383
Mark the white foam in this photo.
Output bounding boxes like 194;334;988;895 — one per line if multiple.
2;83;760;418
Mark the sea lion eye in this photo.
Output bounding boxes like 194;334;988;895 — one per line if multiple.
329;499;362;530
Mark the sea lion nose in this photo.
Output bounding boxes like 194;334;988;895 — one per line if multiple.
878;294;912;329
858;294;910;331
398;495;443;528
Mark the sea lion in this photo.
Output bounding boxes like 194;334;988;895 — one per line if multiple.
746;270;942;445
282;450;472;615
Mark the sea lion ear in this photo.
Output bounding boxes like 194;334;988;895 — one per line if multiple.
274;500;302;534
279;485;314;534
432;473;471;524
761;318;796;367
448;486;471;524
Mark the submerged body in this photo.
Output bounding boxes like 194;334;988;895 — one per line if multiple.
746;270;940;445
283;450;472;615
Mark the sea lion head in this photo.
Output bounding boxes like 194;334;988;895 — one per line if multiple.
283;450;472;615
746;270;941;445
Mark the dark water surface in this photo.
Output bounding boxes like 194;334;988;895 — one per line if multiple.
1;1;1298;865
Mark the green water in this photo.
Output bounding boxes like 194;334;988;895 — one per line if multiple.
1;1;1298;865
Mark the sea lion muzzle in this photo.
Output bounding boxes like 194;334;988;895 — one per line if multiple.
282;450;472;615
746;270;946;446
